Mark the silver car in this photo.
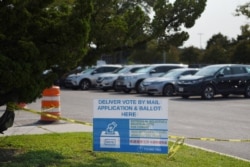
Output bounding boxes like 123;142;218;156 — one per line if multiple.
141;68;199;96
64;65;122;90
96;65;148;91
116;64;188;93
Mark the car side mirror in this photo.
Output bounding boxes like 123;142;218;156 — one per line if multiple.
91;71;97;75
149;69;156;74
217;73;224;78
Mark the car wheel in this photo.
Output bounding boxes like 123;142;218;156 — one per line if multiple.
182;95;189;99
202;85;215;100
244;84;250;98
113;81;119;92
123;88;131;93
72;86;78;90
147;92;154;96
135;80;143;93
79;79;91;90
102;88;108;92
222;93;229;98
162;84;175;96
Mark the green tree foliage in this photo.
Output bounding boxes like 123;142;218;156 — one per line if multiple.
83;0;207;64
231;2;250;63
128;40;162;64
232;40;250;63
236;2;250;18
202;45;229;64
128;42;181;64
152;0;206;46
83;0;152;65
177;1;250;65
180;46;202;64
165;45;181;63
206;33;232;50
0;0;92;133
232;25;250;63
202;33;232;63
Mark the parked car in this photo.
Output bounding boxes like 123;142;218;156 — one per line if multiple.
96;65;148;91
64;64;122;90
176;64;250;99
55;66;84;88
141;68;199;96
115;64;188;93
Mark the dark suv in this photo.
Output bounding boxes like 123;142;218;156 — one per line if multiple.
176;64;250;99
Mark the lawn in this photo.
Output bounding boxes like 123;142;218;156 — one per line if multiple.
0;132;249;167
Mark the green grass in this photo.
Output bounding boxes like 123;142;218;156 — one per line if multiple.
0;132;249;167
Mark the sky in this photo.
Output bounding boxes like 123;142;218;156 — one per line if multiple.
182;0;249;48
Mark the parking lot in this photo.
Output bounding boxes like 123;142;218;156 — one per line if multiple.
10;89;250;161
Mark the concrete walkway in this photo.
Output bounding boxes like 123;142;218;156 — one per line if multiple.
1;121;93;136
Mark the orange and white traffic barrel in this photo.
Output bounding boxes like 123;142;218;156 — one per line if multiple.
17;102;27;109
41;86;61;121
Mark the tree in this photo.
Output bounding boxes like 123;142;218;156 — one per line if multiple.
206;33;232;50
0;0;92;133
231;2;250;63
202;33;232;63
83;0;152;64
180;46;202;64
236;2;250;18
128;40;163;64
165;45;181;63
232;40;250;63
202;45;229;64
232;25;250;63
83;0;207;65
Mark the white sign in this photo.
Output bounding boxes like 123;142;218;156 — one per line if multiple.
93;98;168;154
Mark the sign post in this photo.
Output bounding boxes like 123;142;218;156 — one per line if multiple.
93;98;168;154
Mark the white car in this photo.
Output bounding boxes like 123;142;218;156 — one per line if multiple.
115;64;188;93
64;64;122;90
96;65;148;91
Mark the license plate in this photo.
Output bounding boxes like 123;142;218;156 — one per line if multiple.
179;87;184;92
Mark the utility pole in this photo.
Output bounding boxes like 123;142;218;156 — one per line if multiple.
198;33;203;49
163;50;166;63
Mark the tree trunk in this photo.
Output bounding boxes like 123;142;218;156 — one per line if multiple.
0;102;15;134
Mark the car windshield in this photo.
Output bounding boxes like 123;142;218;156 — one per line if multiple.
194;66;222;76
161;70;184;79
246;66;250;73
135;66;153;73
80;68;95;74
113;67;125;74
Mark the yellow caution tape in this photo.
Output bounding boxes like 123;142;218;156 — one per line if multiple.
167;135;250;159
14;105;250;142
16;105;250;143
15;105;93;126
168;137;185;159
169;136;250;143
